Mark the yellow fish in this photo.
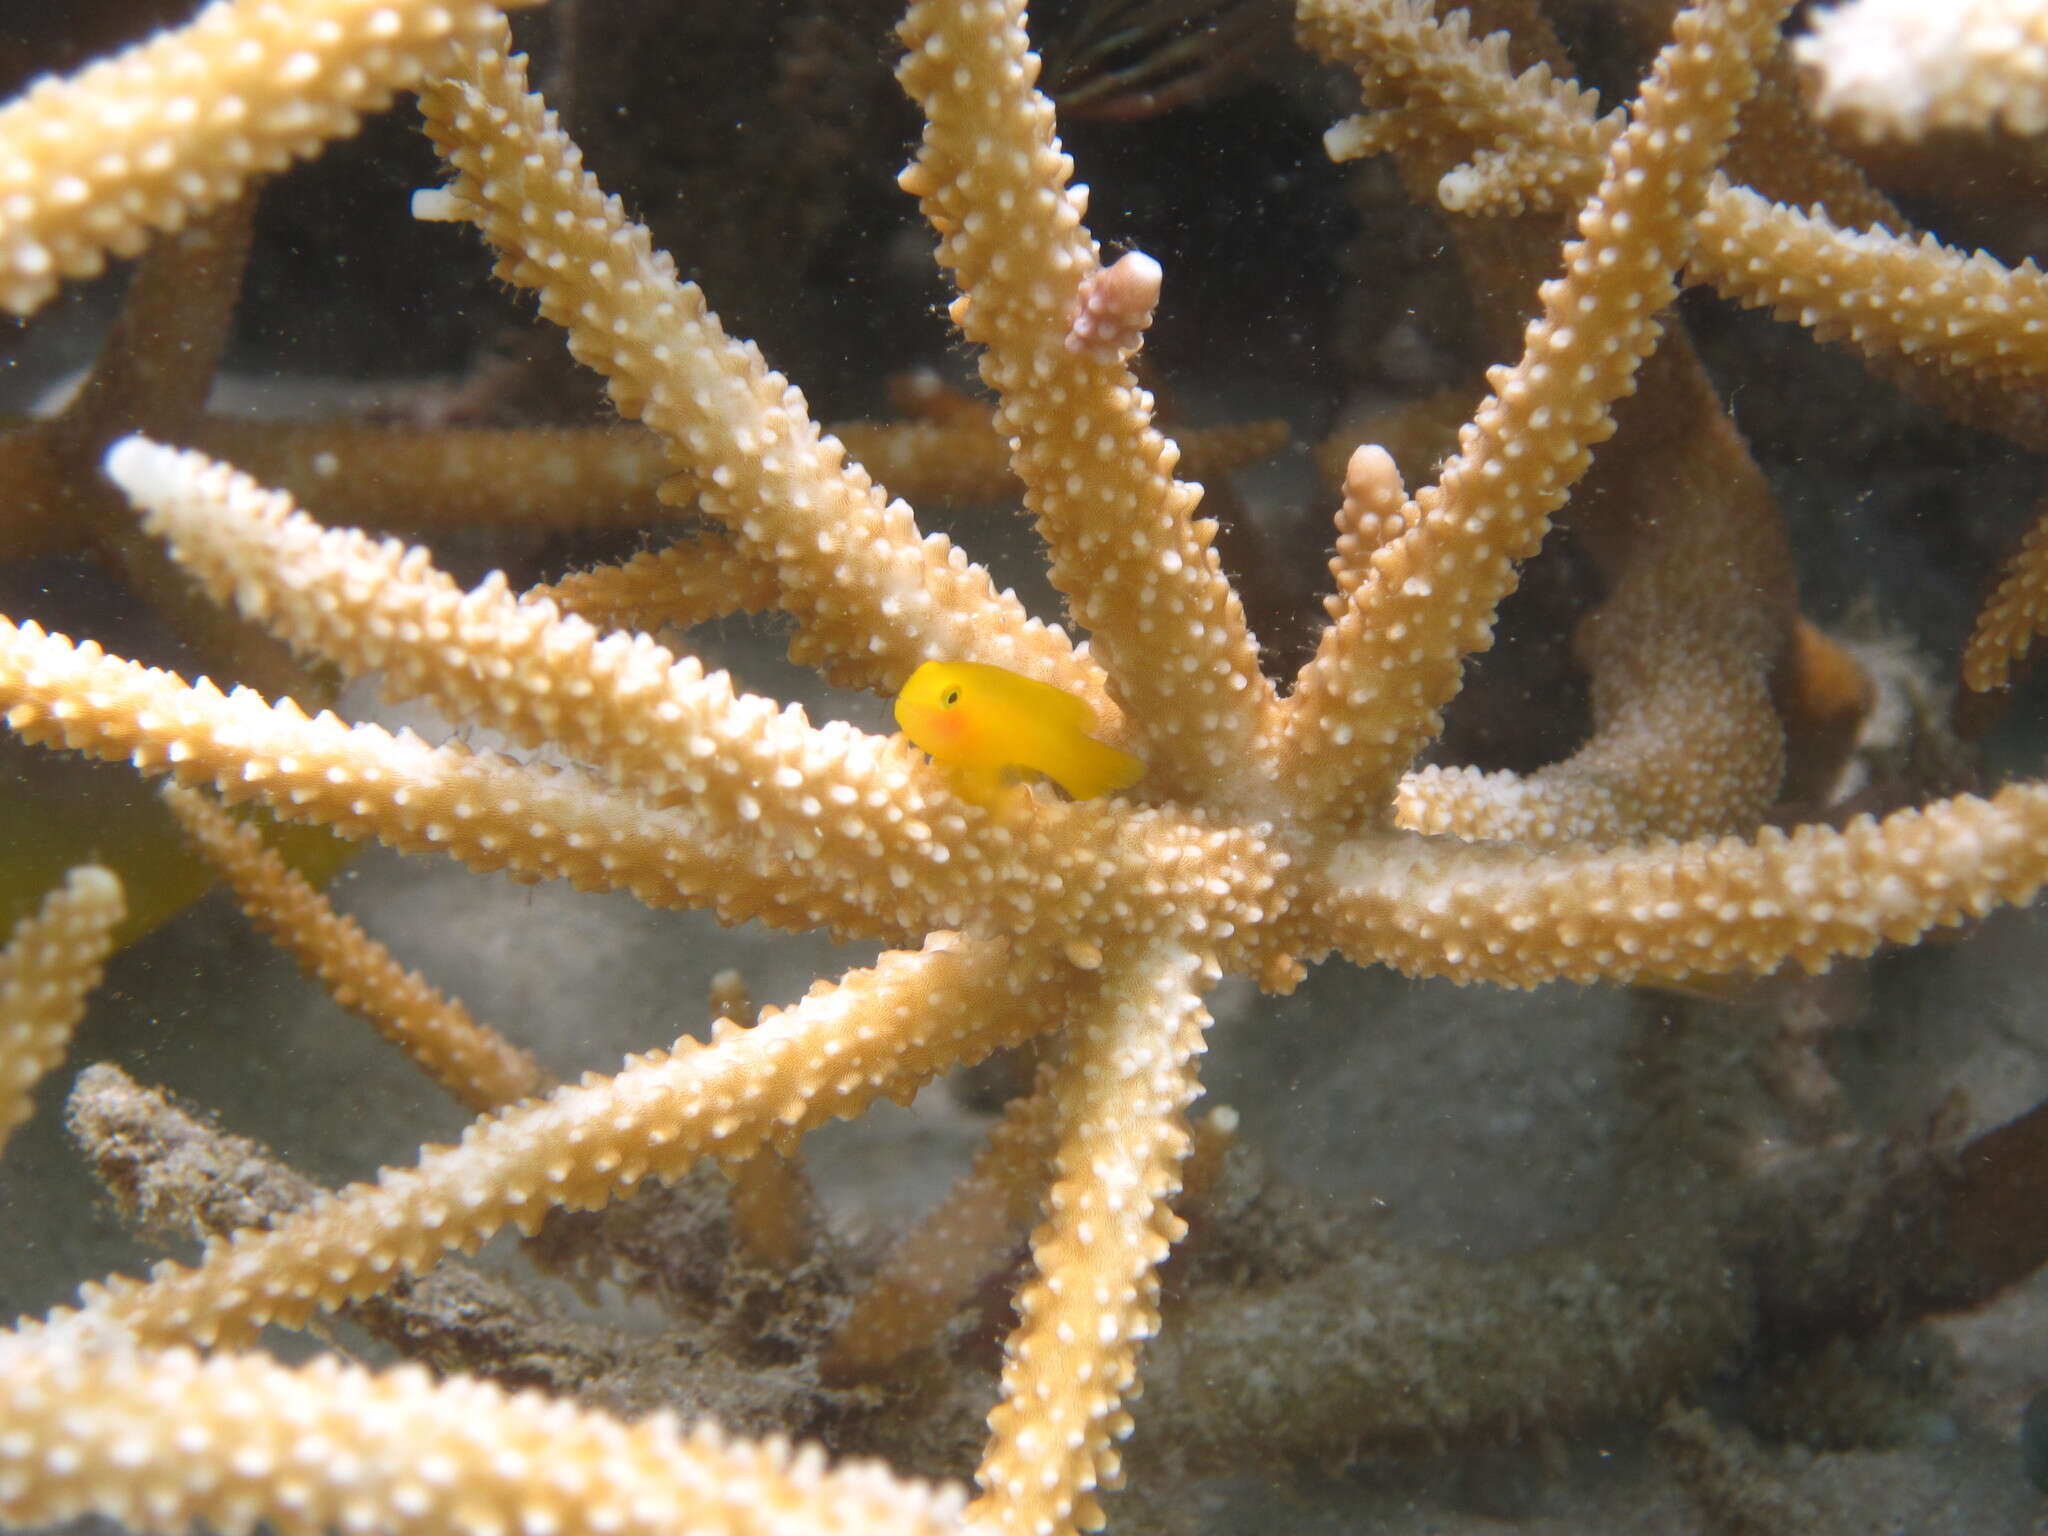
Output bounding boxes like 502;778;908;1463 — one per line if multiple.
894;661;1146;803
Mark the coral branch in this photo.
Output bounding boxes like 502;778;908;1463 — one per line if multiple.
194;420;674;534
898;0;1276;803
0;0;2045;1527
161;785;545;1114
1327;786;2048;986
1394;346;1793;844
0;1335;967;1536
536;530;780;637
75;934;1079;1347
0;866;122;1149
414;21;1099;710
1965;494;2048;692
1287;0;1790;824
1694;179;2048;397
974;944;1210;1536
0;0;537;316
822;1064;1060;1386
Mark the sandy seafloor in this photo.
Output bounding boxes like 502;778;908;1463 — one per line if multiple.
7;10;2048;1529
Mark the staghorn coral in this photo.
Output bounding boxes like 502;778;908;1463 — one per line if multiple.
1797;0;2048;141
0;864;123;1149
5;0;2048;1534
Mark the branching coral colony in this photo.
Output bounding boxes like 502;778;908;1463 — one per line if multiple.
10;0;2048;1530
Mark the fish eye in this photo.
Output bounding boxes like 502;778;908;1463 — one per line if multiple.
942;688;961;707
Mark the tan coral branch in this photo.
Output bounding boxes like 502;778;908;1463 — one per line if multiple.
897;0;1276;804
1326;784;2048;987
821;1064;1061;1386
193;420;675;534
1311;0;1624;219
835;415;1290;513
161;785;545;1114
413;22;1102;711
1693;179;2048;394
1321;445;1412;616
0;865;123;1149
973;943;1210;1536
1394;346;1793;845
1326;2;2048;446
103;437;1006;915
720;1141;815;1272
535;529;780;638
73;934;1081;1348
1965;497;2048;692
0;1336;968;1536
0;0;537;316
708;982;819;1272
1286;0;1789;824
107;437;1289;956
0;617;925;941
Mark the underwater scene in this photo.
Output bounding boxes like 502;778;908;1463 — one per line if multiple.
3;0;2048;1530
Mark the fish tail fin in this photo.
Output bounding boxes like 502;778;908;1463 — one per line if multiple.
1057;740;1148;801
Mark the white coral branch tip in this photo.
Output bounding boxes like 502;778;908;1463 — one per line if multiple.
1065;251;1163;363
103;434;182;505
410;186;467;223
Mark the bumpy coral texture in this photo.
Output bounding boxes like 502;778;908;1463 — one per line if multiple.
4;0;2048;1535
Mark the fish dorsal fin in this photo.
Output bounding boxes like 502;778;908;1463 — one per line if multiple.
962;661;1098;733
